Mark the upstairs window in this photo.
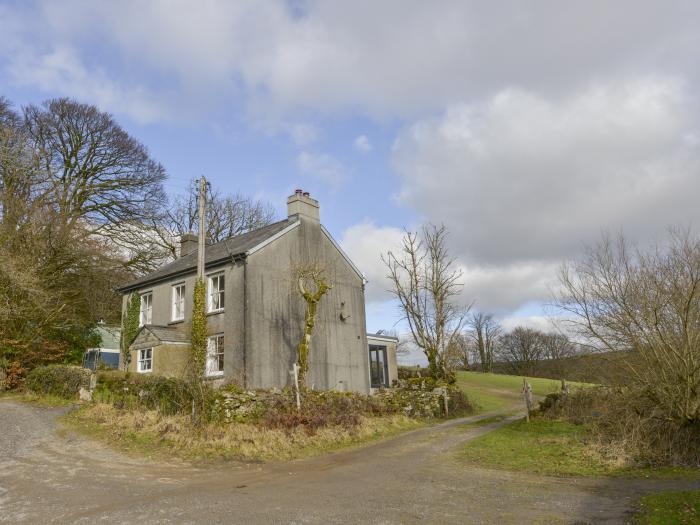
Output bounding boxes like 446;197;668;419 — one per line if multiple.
206;334;225;376
208;273;225;312
172;283;185;321
137;348;152;373
140;292;153;326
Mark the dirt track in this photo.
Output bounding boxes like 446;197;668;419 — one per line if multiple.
1;400;698;524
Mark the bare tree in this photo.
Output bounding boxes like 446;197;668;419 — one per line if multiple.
498;326;545;376
383;224;468;380
22;98;167;270
153;182;277;260
444;331;470;371
467;312;502;373
557;228;700;423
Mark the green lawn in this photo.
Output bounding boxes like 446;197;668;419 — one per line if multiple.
458;418;611;476
458;417;700;479
456;371;590;414
635;490;700;524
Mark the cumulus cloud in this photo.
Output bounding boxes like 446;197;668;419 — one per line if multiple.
339;222;405;303
394;77;700;261
353;135;372;153
390;76;700;312
4;1;700;120
5;46;167;124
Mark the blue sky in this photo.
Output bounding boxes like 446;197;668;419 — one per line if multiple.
3;1;700;363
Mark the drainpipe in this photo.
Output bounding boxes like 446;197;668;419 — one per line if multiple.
243;256;248;389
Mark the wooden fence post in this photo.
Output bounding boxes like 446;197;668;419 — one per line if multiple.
522;378;533;422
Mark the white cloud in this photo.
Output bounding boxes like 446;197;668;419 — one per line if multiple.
339;222;405;303
4;1;700;120
353;134;372;153
287;123;319;146
391;76;700;312
5;46;167;124
296;151;347;187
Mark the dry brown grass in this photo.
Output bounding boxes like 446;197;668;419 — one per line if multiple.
542;388;700;468
66;403;422;462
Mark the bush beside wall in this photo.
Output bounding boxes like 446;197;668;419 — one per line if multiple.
26;364;92;399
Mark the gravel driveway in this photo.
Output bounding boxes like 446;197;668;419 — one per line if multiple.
1;400;698;524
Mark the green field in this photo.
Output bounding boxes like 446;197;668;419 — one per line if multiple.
635;490;700;524
456;371;590;413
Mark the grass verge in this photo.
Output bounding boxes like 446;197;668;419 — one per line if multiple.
0;391;76;408
635;490;700;524
458;418;700;478
63;403;424;462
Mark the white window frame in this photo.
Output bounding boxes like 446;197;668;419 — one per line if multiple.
206;334;225;377
207;273;225;313
171;283;185;322
137;347;153;373
140;292;153;326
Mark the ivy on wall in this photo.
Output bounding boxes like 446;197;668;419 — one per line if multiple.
189;278;207;379
121;292;141;369
295;267;332;386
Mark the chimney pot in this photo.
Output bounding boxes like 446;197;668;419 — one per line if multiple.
303;191;310;197
295;188;303;195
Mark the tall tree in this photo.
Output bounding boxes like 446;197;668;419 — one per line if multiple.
467;312;502;373
383;224;467;380
23;98;167;269
498;326;545;376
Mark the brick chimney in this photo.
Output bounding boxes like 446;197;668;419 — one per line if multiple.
180;233;198;257
287;189;319;222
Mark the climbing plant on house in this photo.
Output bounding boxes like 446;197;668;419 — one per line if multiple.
188;278;208;425
190;278;207;378
295;266;332;386
121;292;141;369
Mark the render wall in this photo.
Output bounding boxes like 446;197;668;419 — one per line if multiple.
245;219;370;392
119;262;244;381
127;340;190;378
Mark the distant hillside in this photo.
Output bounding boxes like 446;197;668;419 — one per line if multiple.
490;351;632;385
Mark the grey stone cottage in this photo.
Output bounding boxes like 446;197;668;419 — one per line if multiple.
119;190;396;393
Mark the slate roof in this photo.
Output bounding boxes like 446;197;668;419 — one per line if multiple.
120;218;296;291
139;325;190;344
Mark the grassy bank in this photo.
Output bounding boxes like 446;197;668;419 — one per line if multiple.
635;490;700;524
456;371;591;413
64;403;424;462
458;417;700;478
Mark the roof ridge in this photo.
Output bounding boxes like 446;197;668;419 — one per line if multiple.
119;218;293;292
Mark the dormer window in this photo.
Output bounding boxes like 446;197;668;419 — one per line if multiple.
208;273;225;312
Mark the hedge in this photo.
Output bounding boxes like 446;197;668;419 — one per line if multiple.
26;365;92;399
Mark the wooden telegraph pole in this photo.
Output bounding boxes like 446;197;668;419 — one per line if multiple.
197;176;206;278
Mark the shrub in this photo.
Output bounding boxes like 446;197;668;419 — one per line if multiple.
4;361;26;390
94;370;214;417
541;387;700;467
26;364;92;399
261;388;392;433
